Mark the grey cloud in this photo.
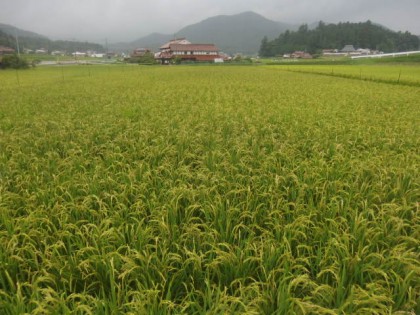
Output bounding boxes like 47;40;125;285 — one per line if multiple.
0;0;419;43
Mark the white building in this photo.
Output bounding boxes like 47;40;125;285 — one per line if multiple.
72;52;87;57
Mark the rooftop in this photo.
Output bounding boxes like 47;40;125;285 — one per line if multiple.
169;44;219;52
342;45;356;52
160;38;191;49
0;46;15;52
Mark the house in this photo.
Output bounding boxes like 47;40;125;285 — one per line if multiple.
155;38;220;64
0;46;15;55
106;52;118;59
51;50;65;56
291;51;313;59
322;49;347;57
131;48;151;58
341;45;356;53
91;53;105;58
72;51;86;57
322;49;338;54
322;49;340;55
0;46;15;66
35;48;48;54
219;52;232;61
356;48;371;55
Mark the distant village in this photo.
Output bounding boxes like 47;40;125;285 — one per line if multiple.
283;45;383;59
1;38;233;65
0;46;114;59
0;39;413;65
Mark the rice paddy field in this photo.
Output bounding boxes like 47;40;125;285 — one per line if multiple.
272;64;420;86
0;64;419;314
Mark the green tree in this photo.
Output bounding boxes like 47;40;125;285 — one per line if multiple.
259;36;269;57
137;52;156;64
259;21;420;57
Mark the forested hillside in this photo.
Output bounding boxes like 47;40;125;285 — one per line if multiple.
259;21;420;56
0;25;104;53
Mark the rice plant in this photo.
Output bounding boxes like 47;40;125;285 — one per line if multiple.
0;64;419;314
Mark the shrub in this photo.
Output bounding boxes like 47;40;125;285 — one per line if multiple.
0;54;30;69
173;56;182;64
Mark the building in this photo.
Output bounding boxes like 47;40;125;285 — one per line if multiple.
0;46;15;66
51;50;65;56
322;49;347;57
291;51;313;59
91;53;105;58
357;48;371;55
155;38;220;64
106;52;118;59
341;45;356;53
131;48;151;58
35;48;48;54
218;52;232;61
0;46;15;55
72;51;86;57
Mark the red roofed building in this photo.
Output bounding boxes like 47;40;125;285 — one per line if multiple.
291;51;313;59
155;38;221;64
0;46;15;55
131;48;151;58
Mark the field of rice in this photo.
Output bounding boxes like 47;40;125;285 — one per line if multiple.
0;65;419;314
270;64;420;86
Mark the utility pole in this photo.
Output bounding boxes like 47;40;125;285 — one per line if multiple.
14;28;20;56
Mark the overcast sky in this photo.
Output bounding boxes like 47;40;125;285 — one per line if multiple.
1;0;419;43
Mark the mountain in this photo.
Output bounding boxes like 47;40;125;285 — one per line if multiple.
0;23;48;39
115;11;296;55
109;33;173;53
0;23;104;53
175;11;295;55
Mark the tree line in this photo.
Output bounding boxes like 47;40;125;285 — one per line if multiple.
259;21;420;57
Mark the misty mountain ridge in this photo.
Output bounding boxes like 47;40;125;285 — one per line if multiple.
113;11;298;55
0;23;48;40
118;13;417;55
0;23;104;53
3;12;417;55
174;11;296;54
